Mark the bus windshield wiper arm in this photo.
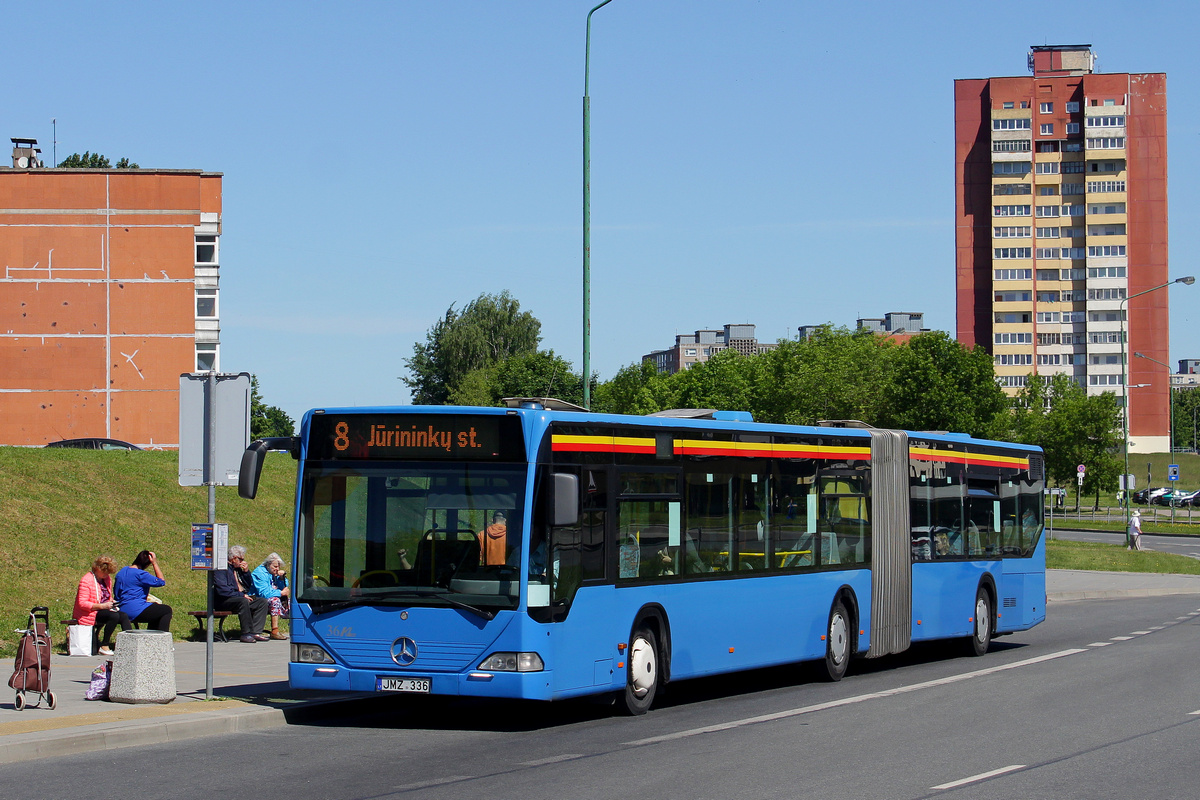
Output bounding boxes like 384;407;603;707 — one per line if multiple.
308;589;429;614
434;593;495;621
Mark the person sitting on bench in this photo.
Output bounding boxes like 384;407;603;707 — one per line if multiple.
214;545;270;643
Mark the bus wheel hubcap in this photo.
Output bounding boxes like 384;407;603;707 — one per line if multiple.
629;638;656;697
830;615;848;664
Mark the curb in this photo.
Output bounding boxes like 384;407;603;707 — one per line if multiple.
1049;587;1200;602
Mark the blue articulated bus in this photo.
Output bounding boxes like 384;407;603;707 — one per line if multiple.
239;398;1046;714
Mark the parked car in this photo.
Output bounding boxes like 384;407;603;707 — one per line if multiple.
1133;487;1169;505
44;438;143;451
1151;489;1195;507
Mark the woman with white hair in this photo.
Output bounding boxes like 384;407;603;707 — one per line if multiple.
251;552;290;640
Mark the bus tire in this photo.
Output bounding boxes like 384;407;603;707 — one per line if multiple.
621;626;659;715
822;599;851;682
968;586;992;656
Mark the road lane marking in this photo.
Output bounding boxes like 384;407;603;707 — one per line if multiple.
1189;710;1200;716
1149;626;1165;630
931;764;1026;790
392;776;473;790
622;649;1086;747
520;754;584;766
1130;631;1151;635
1111;636;1133;641
1088;642;1112;647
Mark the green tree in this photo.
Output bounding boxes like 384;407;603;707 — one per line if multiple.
403;291;541;404
445;351;586;408
879;331;1007;438
591;360;678;416
56;152;139;169
1012;374;1122;510
250;376;295;439
1173;386;1200;452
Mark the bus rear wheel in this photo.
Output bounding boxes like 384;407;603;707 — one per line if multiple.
621;626;659;715
968;587;992;656
822;599;851;682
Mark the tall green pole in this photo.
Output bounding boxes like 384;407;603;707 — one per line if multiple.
583;0;613;410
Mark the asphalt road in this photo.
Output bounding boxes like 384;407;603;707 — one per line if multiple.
5;595;1200;800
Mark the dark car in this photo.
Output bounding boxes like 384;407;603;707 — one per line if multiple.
1133;487;1169;505
44;438;143;451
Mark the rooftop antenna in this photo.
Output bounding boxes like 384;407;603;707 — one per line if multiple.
51;119;56;167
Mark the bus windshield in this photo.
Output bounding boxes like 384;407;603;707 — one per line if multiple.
297;461;527;613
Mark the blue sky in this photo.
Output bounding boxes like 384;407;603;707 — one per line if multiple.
4;1;1198;424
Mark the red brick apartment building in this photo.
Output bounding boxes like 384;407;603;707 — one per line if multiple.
0;140;221;447
955;45;1171;452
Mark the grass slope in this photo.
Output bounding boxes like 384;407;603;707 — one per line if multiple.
1047;539;1200;574
0;448;296;656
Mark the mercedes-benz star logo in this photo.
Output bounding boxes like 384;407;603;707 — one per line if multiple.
390;637;418;666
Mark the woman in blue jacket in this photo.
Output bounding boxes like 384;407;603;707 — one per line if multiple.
113;550;173;632
250;553;290;640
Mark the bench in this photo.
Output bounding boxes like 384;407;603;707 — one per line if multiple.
187;610;235;643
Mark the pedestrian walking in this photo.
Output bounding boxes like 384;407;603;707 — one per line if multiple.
1128;509;1144;551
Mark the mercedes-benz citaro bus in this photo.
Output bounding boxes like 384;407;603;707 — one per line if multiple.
238;398;1046;715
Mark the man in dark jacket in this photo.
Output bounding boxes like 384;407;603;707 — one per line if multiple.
213;545;270;643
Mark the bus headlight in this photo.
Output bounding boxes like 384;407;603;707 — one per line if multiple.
292;643;335;664
478;652;544;672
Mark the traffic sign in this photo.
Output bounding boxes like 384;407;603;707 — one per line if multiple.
1077;464;1086;474
1169;464;1180;481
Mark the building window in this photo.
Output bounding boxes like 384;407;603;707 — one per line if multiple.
993;205;1031;217
1036;226;1060;238
1088;288;1127;301
1060;268;1085;280
1037;312;1060;323
1088;202;1126;215
1035;162;1059;174
993;226;1031;238
1089;374;1123;386
1086;115;1125;127
196;289;217;318
1040;123;1055;135
994;332;1032;344
1062;142;1083;152
993;140;1031;153
1038;333;1061;345
1088;245;1127;257
1090;331;1125;344
1090;311;1124;323
1089;160;1124;173
1061;183;1085;195
1062;311;1086;323
1037;291;1060;302
1087;180;1126;193
1088;266;1127;278
993;161;1031;175
196;343;218;372
1037;142;1059;153
1037;354;1061;366
995;353;1034;366
1086;137;1125;150
195;235;218;266
993;248;1031;259
684;348;697;356
1087;224;1126;236
995;291;1031;302
1062;227;1084;238
1036;205;1060;218
1037;269;1059;281
1038;186;1058;196
995;312;1032;323
1065;101;1080;113
1062;204;1085;217
1039;102;1054;114
997;376;1028;388
1061;161;1086;174
1003;101;1015;109
994;183;1031;195
1065;122;1080;134
993;118;1031;130
993;268;1032;280
1036;248;1060;259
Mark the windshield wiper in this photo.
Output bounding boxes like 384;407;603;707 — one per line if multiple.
307;588;496;619
434;592;495;621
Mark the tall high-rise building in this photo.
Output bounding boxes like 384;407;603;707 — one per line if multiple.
955;45;1170;452
0;141;222;447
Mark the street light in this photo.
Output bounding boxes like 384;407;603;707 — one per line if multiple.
1120;275;1195;530
582;0;614;409
1134;351;1174;454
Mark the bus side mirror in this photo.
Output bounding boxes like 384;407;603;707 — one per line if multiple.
238;437;299;500
552;473;578;527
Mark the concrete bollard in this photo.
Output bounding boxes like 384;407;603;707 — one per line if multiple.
109;629;176;704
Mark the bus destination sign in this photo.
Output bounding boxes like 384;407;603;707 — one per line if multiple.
309;414;525;461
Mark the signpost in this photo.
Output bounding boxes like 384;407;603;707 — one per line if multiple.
179;372;251;699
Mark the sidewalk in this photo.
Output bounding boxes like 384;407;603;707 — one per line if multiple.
5;570;1200;764
0;636;368;765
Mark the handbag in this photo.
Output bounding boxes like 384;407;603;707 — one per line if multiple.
85;661;111;701
68;624;94;657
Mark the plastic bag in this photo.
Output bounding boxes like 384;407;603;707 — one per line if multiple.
68;624;94;657
85;661;111;701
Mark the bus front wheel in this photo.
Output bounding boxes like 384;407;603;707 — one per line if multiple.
968;587;992;656
822;599;851;682
621;626;659;715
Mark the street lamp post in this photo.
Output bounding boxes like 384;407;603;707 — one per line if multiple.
582;0;614;410
1120;275;1195;534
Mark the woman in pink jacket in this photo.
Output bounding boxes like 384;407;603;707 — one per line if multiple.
73;555;131;655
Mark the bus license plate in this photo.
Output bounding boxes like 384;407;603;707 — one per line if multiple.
377;676;431;693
